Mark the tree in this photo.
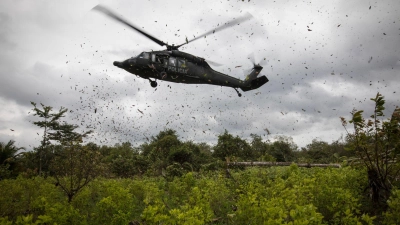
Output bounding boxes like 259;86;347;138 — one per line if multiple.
213;130;252;160
51;142;103;203
298;139;352;164
32;102;101;202
168;144;193;165
188;142;215;170
31;102;67;175
48;123;96;202
141;129;182;175
105;142;149;178
250;134;270;160
268;136;297;162
0;140;24;179
341;93;400;207
300;139;332;163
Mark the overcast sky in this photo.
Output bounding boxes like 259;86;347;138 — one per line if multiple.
1;0;399;150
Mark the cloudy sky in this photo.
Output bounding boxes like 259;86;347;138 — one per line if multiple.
1;0;399;150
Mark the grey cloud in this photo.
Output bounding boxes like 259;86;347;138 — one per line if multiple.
1;0;399;149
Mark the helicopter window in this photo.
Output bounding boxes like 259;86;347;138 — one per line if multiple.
151;54;163;63
139;52;150;59
177;58;186;68
169;57;176;66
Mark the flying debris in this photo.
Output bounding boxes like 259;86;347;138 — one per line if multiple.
92;5;268;97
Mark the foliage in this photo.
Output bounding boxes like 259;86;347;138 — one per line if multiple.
341;93;400;208
268;135;298;162
230;165;373;224
213;130;253;160
0;140;24;179
100;142;149;178
31;102;68;175
1;167;388;225
383;189;400;224
30;103;101;202
298;139;350;164
5;101;400;224
50;142;104;203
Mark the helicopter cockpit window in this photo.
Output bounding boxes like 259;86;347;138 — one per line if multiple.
151;54;163;63
169;57;176;66
139;52;150;59
177;58;186;68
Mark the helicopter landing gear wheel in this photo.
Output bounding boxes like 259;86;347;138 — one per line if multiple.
234;88;242;97
149;79;157;88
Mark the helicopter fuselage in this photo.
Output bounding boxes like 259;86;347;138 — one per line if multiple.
114;50;262;91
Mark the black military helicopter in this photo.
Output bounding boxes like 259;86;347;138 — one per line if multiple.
93;5;268;97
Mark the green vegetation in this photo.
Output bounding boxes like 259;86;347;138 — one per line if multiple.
0;167;381;224
341;93;400;211
0;93;399;224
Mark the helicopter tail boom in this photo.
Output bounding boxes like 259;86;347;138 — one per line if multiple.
240;75;269;92
239;66;268;92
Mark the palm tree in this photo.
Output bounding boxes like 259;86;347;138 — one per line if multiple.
0;140;24;173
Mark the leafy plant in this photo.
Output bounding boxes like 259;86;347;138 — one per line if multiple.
341;93;400;208
50;143;104;203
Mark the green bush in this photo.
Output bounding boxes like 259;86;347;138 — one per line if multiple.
0;167;390;224
383;189;400;224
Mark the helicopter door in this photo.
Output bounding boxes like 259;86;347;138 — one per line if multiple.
177;58;188;74
167;57;177;73
151;54;162;64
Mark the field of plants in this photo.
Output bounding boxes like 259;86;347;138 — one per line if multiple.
1;166;400;225
1;93;400;224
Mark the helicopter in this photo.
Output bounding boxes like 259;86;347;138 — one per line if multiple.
93;5;268;97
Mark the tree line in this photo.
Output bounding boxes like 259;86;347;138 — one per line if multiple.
1;93;399;209
1;102;355;180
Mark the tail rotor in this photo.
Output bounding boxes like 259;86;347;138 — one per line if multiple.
247;52;267;69
240;52;269;92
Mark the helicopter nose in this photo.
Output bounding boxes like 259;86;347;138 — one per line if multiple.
113;61;122;68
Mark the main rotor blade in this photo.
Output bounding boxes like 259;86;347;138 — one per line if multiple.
92;5;167;47
178;12;253;48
